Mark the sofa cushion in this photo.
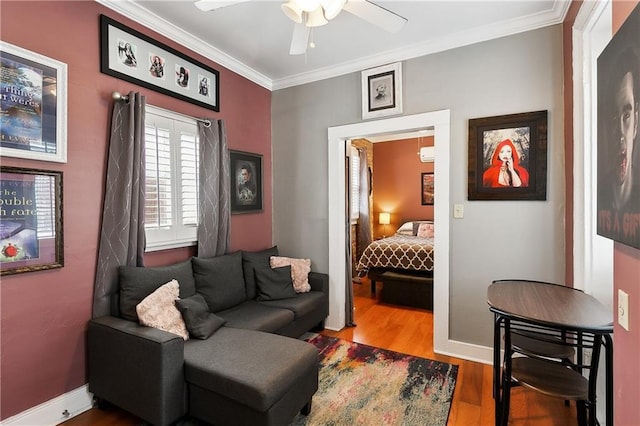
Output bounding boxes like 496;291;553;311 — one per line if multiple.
192;252;246;313
175;294;226;339
269;256;311;293
241;246;279;300
216;300;294;333
258;291;326;319
184;327;318;412
136;279;189;340
119;259;196;322
255;265;297;301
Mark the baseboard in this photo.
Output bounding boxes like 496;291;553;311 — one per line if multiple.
436;339;494;366
1;384;93;425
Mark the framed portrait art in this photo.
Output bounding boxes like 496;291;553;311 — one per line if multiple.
0;166;64;275
421;173;434;205
0;41;67;163
100;15;220;111
596;2;640;250
468;110;548;201
361;62;403;119
230;150;263;214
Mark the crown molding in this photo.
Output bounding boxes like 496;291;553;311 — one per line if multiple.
96;0;273;90
96;0;570;92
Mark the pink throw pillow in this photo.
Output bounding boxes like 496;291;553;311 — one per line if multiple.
269;256;311;293
136;279;189;340
417;223;434;238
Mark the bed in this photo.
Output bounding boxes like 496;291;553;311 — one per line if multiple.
356;220;434;294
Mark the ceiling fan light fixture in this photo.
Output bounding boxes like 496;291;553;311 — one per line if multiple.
320;0;345;20
306;7;328;27
296;0;320;12
281;1;303;23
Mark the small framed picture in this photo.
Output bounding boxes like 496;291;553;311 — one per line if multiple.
361;62;403;119
230;150;263;214
1;166;64;275
467;110;548;201
421;173;434;205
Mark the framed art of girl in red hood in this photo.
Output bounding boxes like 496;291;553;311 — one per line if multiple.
468;111;547;201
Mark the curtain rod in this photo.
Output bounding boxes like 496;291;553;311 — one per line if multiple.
112;91;211;128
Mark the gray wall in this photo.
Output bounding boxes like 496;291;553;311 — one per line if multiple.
272;25;565;347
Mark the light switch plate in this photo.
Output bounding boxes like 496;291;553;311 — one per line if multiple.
618;289;629;331
453;204;464;219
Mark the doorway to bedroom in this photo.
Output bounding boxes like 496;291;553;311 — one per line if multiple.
327;110;452;356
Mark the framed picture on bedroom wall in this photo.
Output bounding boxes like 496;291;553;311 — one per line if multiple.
230;150;263;214
468;110;548;201
421;173;434;205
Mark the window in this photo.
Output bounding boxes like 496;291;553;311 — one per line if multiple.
144;106;199;251
350;145;360;222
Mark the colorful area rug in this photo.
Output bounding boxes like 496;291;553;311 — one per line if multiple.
291;334;458;426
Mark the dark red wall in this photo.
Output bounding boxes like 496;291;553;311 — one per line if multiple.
0;1;272;419
372;137;434;238
611;4;640;424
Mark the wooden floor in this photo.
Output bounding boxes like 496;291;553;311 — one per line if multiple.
63;279;578;426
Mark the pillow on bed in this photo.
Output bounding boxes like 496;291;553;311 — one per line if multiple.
395;221;414;236
412;220;434;235
417;222;435;238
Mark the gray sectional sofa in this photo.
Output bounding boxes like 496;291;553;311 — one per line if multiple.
88;246;329;426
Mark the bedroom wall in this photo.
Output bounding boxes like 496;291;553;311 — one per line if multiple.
0;1;272;420
272;25;565;347
372;137;434;238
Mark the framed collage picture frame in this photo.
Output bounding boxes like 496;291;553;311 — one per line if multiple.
100;14;220;111
468;110;548;201
0;41;67;163
0;166;64;275
361;62;403;119
230;150;263;214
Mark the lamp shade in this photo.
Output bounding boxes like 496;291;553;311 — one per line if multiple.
379;212;391;225
281;1;303;23
306;6;328;27
320;0;345;20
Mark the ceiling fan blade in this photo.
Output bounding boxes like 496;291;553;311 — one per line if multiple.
194;0;251;12
342;0;407;33
289;22;310;55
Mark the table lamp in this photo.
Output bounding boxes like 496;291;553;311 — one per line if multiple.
379;212;391;237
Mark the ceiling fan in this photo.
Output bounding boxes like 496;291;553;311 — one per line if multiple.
194;0;407;55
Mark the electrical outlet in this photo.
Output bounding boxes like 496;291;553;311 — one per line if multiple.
618;290;629;331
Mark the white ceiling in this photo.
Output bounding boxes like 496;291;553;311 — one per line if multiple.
98;0;570;90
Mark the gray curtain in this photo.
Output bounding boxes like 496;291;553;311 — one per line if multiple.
197;119;230;257
93;91;146;319
357;148;372;260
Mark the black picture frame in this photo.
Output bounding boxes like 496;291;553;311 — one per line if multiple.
100;14;220;111
0;166;64;275
230;150;263;214
468;110;547;201
421;172;434;205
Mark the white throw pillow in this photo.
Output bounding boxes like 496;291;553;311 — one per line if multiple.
269;256;311;293
136;279;189;340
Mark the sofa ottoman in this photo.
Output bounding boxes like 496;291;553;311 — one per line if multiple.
184;327;318;426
